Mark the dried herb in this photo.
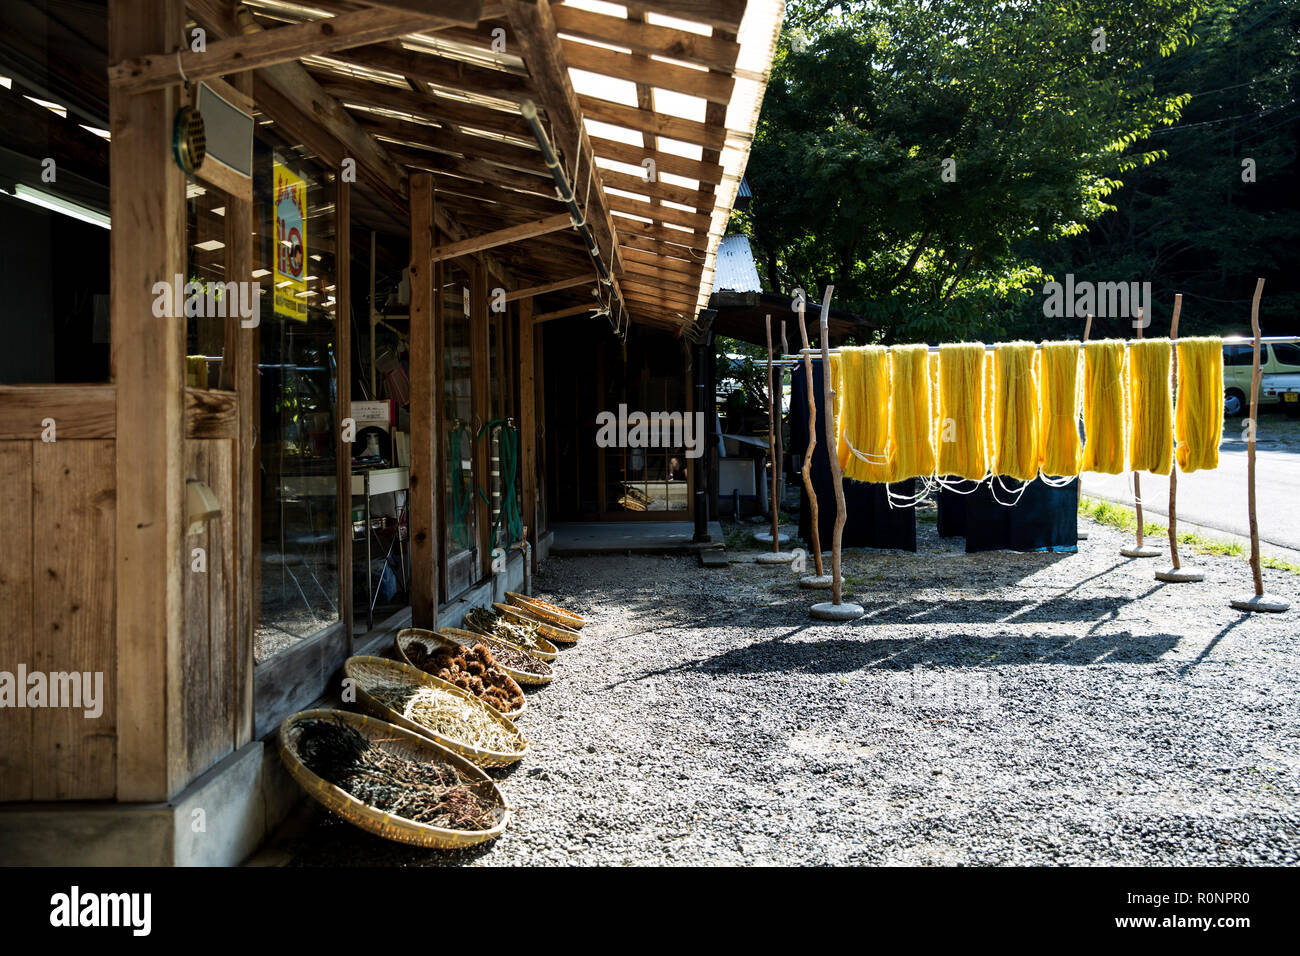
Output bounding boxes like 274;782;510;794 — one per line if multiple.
296;717;499;831
369;679;526;755
405;639;524;715
465;608;549;654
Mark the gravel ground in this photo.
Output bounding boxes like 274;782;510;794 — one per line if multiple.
280;515;1300;866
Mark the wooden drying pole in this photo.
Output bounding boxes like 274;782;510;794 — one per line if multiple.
1121;307;1161;558
756;315;794;564
1231;278;1290;612
1157;294;1205;583
797;296;831;588
811;285;864;620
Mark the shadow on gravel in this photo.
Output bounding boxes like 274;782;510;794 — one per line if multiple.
670;629;1182;677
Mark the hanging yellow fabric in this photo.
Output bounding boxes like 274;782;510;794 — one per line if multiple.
990;342;1040;481
936;343;988;480
1038;341;1082;477
1174;336;1224;473
1128;339;1174;475
1081;339;1127;474
888;344;935;481
830;352;848;471
837;345;893;482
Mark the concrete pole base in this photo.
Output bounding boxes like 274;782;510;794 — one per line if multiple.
1120;546;1161;558
811;601;865;621
753;531;790;546
799;574;834;589
1155;566;1205;583
755;551;797;565
1230;593;1291;613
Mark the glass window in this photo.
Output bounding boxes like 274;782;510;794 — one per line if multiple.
1224;345;1255;366
253;138;340;662
443;268;477;593
1271;344;1300;369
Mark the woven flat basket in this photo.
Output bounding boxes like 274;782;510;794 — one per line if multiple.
464;609;559;661
344;656;528;768
506;591;585;630
494;602;580;645
394;630;527;719
278;708;511;849
435;626;554;686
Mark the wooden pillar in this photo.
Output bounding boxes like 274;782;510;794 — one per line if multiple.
408;173;438;629
335;177;353;640
227;71;256;747
471;260;492;578
111;0;188;801
518;298;538;568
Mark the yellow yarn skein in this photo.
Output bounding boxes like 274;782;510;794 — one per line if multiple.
991;342;1040;481
1038;341;1082;477
1081;340;1127;474
1174;336;1224;473
1128;339;1174;475
830;352;848;471
888;344;936;481
937;343;988;480
837;345;893;483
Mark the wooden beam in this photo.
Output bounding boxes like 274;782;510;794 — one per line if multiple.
561;40;734;104
334;176;353;650
503;0;625;280
0;385;116;439
621;273;703;300
607;192;713;231
339;43;532;102
620;232;707;259
408;173;439;629
428;212;572;262
611;213;710;249
505;274;595;301
602;167;717;211
363;0;484;18
316;74;535;140
551;4;741;73
517;297;537;570
621;243;702;273
111;0;188;802
111;8;458;93
470;261;492;578
580;95;726;151
227;69;256;749
620;0;747;32
533;303;597;322
590;135;724;185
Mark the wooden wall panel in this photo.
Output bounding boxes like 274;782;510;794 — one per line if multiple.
31;440;116;800
0;443;34;801
182;439;236;781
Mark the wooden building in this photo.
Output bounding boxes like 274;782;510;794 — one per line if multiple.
0;0;781;864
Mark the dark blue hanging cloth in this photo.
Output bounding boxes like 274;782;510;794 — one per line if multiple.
790;359;916;552
937;478;1079;552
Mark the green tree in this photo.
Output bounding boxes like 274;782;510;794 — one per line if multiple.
745;0;1202;342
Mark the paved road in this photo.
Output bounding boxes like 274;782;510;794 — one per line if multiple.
1082;441;1300;552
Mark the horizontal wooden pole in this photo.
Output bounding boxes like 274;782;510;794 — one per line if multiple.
533;303;597;323
562;40;734;104
428;211;573;262
110;8;453;93
506;273;595;301
580;94;726;151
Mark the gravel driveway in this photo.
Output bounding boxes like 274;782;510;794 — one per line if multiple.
281;517;1300;866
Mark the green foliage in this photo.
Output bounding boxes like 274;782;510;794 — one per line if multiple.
746;0;1205;342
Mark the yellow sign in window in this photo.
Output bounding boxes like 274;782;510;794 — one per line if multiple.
273;160;307;322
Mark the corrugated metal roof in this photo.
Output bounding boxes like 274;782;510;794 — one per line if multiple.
737;177;752;199
712;233;763;294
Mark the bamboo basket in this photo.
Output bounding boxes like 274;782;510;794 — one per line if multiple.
494;602;580;645
278;708;511;849
394;631;527;719
506;591;585;630
433;626;555;686
463;608;559;661
343;656;528;768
